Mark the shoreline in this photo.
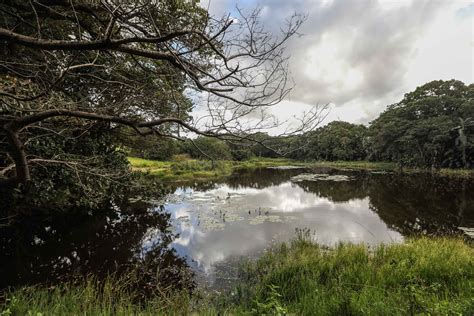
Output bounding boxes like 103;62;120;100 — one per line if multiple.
129;157;474;182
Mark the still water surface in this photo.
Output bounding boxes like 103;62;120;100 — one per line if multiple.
1;167;472;290
160;167;472;288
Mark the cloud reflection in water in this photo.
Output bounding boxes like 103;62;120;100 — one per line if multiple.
160;178;403;287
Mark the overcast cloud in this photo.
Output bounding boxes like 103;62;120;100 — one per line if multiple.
200;0;473;126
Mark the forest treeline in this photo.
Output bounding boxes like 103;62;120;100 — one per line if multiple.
126;79;474;169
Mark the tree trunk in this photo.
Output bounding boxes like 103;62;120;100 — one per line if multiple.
3;123;30;184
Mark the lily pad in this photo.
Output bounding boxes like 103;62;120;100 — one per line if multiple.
370;171;392;175
290;173;354;182
249;215;284;225
459;227;474;238
201;217;226;231
267;166;305;170
223;213;245;222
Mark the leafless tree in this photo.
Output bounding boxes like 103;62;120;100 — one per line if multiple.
0;0;327;185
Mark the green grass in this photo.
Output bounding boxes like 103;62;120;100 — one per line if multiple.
224;235;474;315
438;168;474;178
308;160;474;178
3;237;473;315
308;160;397;171
0;276;195;316
127;157;172;169
129;157;474;182
128;156;298;182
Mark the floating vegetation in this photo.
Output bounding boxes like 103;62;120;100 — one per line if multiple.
458;227;474;239
176;216;191;225
200;217;226;231
249;215;296;225
290;173;354;182
198;211;245;231
370;170;392;175
165;192;189;204
267;166;305;170
284;215;297;221
249;215;283;225
223;214;245;222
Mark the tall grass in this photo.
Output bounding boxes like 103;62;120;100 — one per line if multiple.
2;237;473;315
128;156;297;182
129;157;474;182
127;157;171;169
1;276;195;315
225;235;474;315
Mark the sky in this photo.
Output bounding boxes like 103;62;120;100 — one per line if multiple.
198;0;473;128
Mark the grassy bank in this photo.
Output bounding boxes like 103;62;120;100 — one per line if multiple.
130;157;474;182
3;237;473;315
308;160;397;171
226;236;474;315
309;160;474;177
128;156;300;182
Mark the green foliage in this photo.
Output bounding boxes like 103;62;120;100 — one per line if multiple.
368;80;474;168
247;133;290;158
182;137;233;160
299;121;368;161
0;0;207;208
231;148;255;161
120;133;183;161
252;285;288;315
1;125;131;213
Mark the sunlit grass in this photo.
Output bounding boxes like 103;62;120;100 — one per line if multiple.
128;156;298;182
127;157;172;168
129;157;474;182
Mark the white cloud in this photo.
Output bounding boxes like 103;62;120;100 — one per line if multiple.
197;0;473;129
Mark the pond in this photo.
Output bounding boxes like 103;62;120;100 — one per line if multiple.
1;167;473;291
163;167;473;288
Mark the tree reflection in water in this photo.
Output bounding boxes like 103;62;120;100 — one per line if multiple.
0;201;194;294
187;168;474;236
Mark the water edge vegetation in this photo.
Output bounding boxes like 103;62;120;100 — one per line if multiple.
2;236;473;315
129;157;474;182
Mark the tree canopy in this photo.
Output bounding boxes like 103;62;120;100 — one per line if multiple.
368;80;473;168
0;0;319;190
